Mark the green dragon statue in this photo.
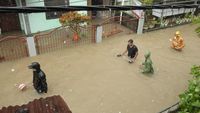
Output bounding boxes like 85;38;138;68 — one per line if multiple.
141;51;154;74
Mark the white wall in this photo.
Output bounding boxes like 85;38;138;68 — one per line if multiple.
25;0;88;34
26;0;61;33
70;0;87;15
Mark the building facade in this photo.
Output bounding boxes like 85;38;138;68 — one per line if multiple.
0;0;88;35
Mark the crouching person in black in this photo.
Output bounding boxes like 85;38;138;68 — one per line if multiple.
28;62;48;93
117;39;138;63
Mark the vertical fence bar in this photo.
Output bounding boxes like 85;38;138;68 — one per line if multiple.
0;37;29;62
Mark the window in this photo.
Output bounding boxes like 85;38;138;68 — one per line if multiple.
44;0;69;19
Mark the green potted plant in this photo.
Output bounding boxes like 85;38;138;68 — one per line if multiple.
176;17;181;24
143;23;149;30
155;18;161;27
149;17;158;28
192;16;200;36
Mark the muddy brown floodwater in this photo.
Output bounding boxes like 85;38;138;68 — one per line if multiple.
0;24;200;113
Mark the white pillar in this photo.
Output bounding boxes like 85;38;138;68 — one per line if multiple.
137;11;145;34
96;26;103;43
27;37;37;57
119;0;125;25
137;18;145;34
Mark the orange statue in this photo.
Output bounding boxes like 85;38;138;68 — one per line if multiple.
170;31;185;51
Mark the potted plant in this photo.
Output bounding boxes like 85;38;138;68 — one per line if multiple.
193;16;200;36
160;20;165;28
184;13;193;22
163;19;169;27
143;24;149;30
154;18;161;27
59;11;90;41
176;17;181;24
149;17;158;28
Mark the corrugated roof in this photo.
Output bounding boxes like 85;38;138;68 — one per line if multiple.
0;95;72;113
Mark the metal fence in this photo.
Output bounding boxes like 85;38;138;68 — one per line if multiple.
100;15;138;38
34;25;96;54
0;36;28;62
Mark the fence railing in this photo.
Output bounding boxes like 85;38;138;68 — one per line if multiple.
34;25;96;54
99;15;138;38
0;36;28;62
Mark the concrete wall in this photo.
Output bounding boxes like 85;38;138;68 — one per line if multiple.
25;0;87;34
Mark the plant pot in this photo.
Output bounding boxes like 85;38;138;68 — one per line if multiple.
155;23;160;28
149;24;155;29
73;33;80;41
143;26;149;30
160;23;165;28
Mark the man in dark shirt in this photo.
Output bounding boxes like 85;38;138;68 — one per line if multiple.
117;39;138;63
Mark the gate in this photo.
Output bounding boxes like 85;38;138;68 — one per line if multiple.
34;25;96;54
0;36;28;62
100;15;138;38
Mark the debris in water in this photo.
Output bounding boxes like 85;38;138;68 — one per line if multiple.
69;89;73;92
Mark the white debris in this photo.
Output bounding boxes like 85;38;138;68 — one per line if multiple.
69;89;73;92
11;69;15;72
64;41;66;44
119;112;122;113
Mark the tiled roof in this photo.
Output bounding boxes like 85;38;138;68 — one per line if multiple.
0;95;72;113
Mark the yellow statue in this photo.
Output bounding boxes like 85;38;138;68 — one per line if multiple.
170;31;185;51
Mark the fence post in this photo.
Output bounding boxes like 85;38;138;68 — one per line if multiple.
96;25;103;43
137;11;145;35
26;36;37;57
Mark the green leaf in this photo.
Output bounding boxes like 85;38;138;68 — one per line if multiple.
195;87;200;92
192;101;200;108
179;65;200;113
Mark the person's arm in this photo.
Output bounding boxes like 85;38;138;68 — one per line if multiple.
132;52;138;61
121;49;128;56
117;47;127;57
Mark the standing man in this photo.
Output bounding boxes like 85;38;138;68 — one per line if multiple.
117;39;138;63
